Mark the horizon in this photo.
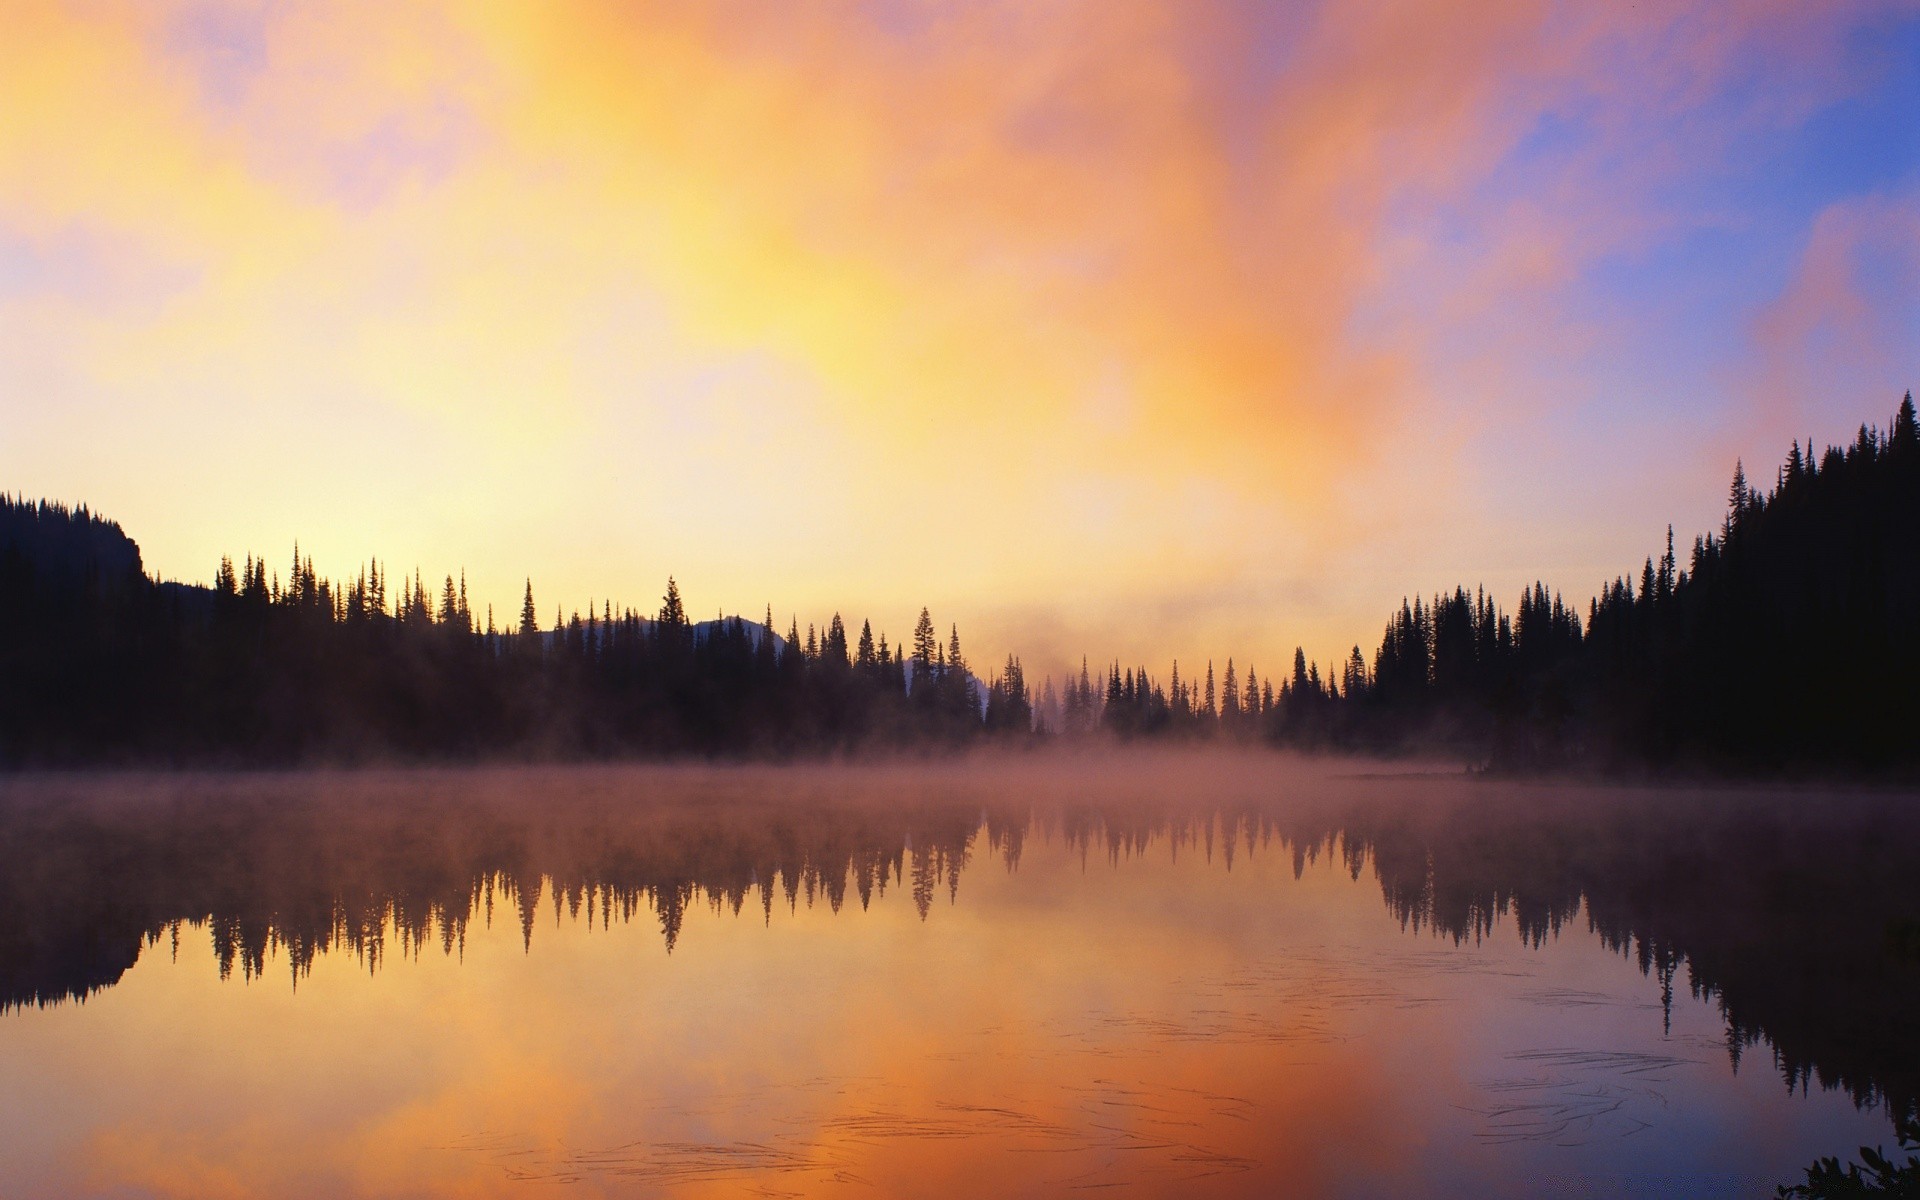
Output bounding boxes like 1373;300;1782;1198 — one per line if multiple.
9;395;1912;691
4;2;1918;683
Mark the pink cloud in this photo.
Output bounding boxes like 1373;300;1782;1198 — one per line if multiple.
1749;189;1920;439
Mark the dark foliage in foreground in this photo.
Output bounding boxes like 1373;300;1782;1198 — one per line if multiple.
1777;1141;1920;1199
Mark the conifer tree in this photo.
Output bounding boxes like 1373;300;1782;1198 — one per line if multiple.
1895;391;1918;451
520;580;539;634
659;577;687;629
912;608;937;675
1726;460;1749;538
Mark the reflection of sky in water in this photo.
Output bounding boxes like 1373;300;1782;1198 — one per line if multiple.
0;760;1902;1198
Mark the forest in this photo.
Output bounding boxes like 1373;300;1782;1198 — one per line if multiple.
2;392;1914;772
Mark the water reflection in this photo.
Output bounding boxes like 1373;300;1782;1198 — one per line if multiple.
1;756;1916;1196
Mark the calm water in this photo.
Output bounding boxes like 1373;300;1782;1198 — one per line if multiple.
0;755;1915;1198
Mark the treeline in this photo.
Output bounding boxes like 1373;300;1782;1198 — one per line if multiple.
1061;392;1919;774
0;504;1033;762
3;392;1914;772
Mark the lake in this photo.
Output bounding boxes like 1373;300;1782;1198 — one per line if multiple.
0;753;1914;1198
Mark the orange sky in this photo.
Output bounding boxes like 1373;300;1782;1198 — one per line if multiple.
2;0;1915;680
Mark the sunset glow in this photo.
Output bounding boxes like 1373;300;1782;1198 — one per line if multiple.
4;0;1915;674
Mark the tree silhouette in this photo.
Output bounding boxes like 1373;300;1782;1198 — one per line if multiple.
1;392;1914;771
520;580;538;634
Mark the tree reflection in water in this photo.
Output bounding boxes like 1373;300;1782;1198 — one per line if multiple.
1;758;1916;1190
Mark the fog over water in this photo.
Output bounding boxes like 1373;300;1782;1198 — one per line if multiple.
1;751;1915;1198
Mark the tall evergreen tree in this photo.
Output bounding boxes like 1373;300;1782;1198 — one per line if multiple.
659;577;688;629
912;608;938;678
520;580;539;634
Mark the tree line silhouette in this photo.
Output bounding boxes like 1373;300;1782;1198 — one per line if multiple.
2;392;1913;770
1061;392;1919;775
0;498;1033;760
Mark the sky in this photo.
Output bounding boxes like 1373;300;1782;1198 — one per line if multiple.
2;0;1916;684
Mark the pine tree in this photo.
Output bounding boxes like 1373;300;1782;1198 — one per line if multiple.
1894;391;1918;451
520;580;538;634
912;608;937;676
1726;460;1750;538
658;577;687;628
1344;646;1367;699
948;625;976;718
1658;527;1676;600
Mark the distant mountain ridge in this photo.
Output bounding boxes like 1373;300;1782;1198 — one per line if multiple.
0;498;142;583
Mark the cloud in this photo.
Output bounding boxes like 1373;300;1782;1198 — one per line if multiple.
0;0;1912;670
1749;188;1920;438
